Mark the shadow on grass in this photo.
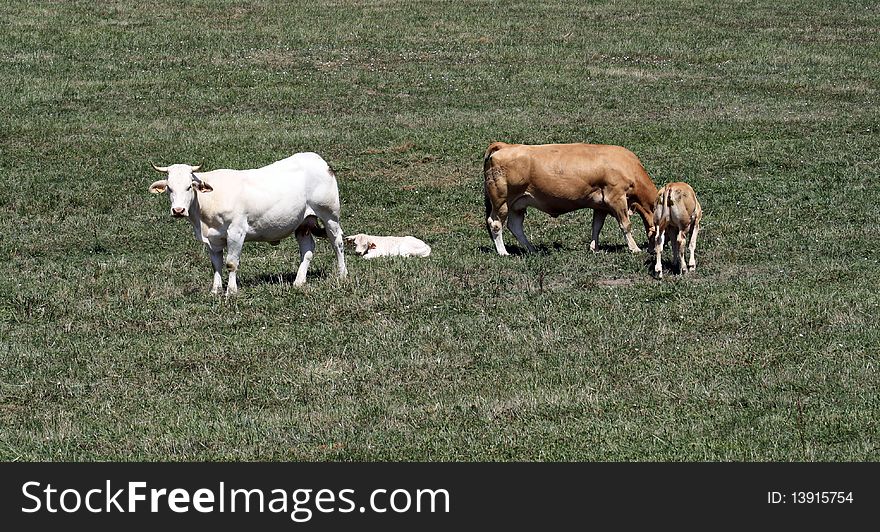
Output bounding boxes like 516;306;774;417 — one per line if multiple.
478;241;640;255
477;243;564;255
244;267;330;287
643;252;692;279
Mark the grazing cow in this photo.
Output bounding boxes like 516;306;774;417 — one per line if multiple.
346;234;432;259
148;152;348;294
483;142;658;255
652;181;702;279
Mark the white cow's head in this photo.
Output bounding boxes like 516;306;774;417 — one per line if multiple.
345;234;375;255
149;163;213;217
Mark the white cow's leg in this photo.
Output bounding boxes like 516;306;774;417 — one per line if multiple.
209;247;224;295
590;210;607;252
687;220;700;272
654;230;665;279
322;217;348;280
225;232;245;296
507;208;536;253
293;229;316;287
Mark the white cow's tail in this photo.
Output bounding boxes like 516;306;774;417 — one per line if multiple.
298;215;328;239
311;222;328;239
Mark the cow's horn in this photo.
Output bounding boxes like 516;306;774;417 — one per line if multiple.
191;164;202;172
151;162;169;173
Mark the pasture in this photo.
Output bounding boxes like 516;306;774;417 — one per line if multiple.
1;0;878;461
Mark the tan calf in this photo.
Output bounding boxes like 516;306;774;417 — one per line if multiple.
483;142;658;255
652;182;702;279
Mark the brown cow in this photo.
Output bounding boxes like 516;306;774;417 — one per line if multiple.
652;182;702;279
483;142;658;255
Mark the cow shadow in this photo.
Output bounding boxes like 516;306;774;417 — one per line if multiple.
478;242;634;255
593;243;629;253
244;267;330;287
478;242;568;255
643;252;689;277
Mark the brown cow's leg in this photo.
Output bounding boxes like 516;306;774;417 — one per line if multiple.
486;203;509;256
590;210;607;252
484;171;510;256
507;208;536;253
632;202;656;250
611;201;642;253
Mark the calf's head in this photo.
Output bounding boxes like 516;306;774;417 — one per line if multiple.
149;163;212;217
345;234;375;255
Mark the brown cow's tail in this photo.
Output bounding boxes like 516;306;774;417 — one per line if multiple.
482;142;506;173
483;144;497;223
310;222;328;239
631;200;655;246
482;143;506;211
484;191;493;226
632;201;652;225
482;142;507;239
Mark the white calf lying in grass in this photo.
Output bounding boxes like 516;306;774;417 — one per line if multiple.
653;181;702;279
346;234;432;259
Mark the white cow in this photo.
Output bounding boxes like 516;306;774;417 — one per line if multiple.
148;152;348;294
346;234;432;259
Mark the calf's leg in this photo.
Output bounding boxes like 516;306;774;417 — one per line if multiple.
687;218;700;272
676;230;688;274
653;229;666;279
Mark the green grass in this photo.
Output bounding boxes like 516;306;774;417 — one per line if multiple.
1;0;878;461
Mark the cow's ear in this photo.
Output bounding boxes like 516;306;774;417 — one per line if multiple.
149;180;168;194
194;180;213;193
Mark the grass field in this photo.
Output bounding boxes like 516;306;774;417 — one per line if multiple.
1;0;878;461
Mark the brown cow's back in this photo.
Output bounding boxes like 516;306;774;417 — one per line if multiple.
485;142;657;217
483;142;659;254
